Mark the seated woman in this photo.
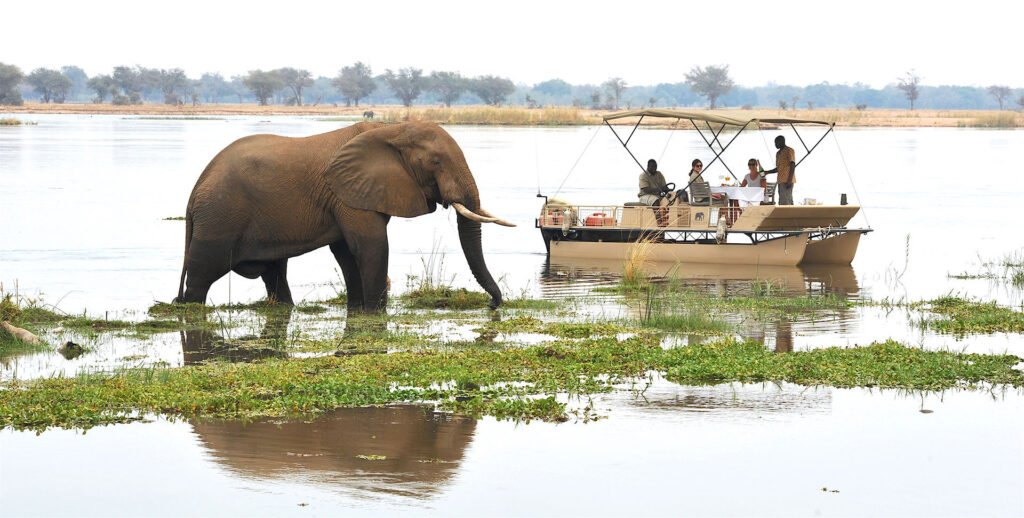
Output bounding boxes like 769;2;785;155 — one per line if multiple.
687;159;705;185
740;158;768;188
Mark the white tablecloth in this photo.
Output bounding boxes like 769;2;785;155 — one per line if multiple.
710;186;765;206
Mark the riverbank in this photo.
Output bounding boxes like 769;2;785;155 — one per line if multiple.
4;102;1022;127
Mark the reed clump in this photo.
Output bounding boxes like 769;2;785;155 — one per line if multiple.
622;235;659;289
968;112;1022;128
948;250;1024;288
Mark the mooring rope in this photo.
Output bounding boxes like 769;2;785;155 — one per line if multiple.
552;126;601;198
832;132;872;229
657;118;680;163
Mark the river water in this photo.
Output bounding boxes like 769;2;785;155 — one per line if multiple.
1;115;1022;516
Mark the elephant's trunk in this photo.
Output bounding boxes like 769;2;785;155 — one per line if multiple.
457;214;502;309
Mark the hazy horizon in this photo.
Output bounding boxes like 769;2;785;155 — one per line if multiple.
3;0;1021;89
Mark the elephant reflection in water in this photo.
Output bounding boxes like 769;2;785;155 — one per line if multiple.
191;405;476;497
179;307;293;365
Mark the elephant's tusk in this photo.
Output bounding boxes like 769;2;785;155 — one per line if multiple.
452;203;498;223
476;207;517;227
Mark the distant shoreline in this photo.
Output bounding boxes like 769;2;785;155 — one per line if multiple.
3;102;1021;128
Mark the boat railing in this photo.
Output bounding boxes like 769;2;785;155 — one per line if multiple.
539;205;624;227
539;202;863;232
540;203;741;229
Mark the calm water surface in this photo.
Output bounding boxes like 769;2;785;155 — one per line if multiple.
1;115;1022;515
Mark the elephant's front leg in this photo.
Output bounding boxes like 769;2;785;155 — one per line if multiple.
339;210;391;313
329;241;364;312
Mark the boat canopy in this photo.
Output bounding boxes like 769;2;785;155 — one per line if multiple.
601;109;836;182
602;109;833;127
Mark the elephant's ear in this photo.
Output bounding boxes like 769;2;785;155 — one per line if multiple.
324;126;433;218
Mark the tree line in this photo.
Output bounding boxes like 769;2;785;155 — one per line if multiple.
1;62;1022;111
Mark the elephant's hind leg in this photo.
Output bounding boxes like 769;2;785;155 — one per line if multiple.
329;241;364;311
182;263;230;305
260;259;294;305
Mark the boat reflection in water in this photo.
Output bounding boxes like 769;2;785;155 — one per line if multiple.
191;406;476;499
541;257;860;352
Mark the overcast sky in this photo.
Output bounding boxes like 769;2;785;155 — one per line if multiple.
4;0;1020;88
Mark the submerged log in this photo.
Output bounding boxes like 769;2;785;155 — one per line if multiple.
1;321;43;345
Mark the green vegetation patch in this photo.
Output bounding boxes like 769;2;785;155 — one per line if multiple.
148;302;213;319
640;310;733;334
2;337;1020;431
501;297;562;310
473;316;626;338
401;286;491;310
662;339;1021;389
917;296;1024;335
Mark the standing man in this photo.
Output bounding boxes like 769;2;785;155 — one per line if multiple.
760;135;797;205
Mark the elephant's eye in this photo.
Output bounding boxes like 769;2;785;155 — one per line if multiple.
431;157;443;168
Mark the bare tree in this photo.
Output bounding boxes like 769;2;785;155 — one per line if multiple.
156;68;189;105
276;68;313;106
897;70;921;110
685;65;734;109
87;74;116;103
332;62;377;107
468;75;515;106
243;69;284;106
987;85;1011;110
428;71;468;107
26;68;72;103
602;77;627;110
383;68;424;107
0;62;25;105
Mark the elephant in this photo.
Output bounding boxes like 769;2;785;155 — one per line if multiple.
174;121;514;312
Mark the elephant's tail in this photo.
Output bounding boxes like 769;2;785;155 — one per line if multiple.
176;212;193;302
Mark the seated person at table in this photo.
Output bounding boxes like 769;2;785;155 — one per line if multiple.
740;158;767;188
687;159;705;184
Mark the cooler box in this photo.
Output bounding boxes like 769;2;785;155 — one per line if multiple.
584;212;615;226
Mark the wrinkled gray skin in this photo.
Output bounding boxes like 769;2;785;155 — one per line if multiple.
174;121;502;312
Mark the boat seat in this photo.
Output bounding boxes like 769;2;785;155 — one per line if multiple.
761;183;777;205
689;181;728;207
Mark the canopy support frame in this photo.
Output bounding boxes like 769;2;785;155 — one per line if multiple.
605;119;647;172
690;119;752;185
792;123;835;168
